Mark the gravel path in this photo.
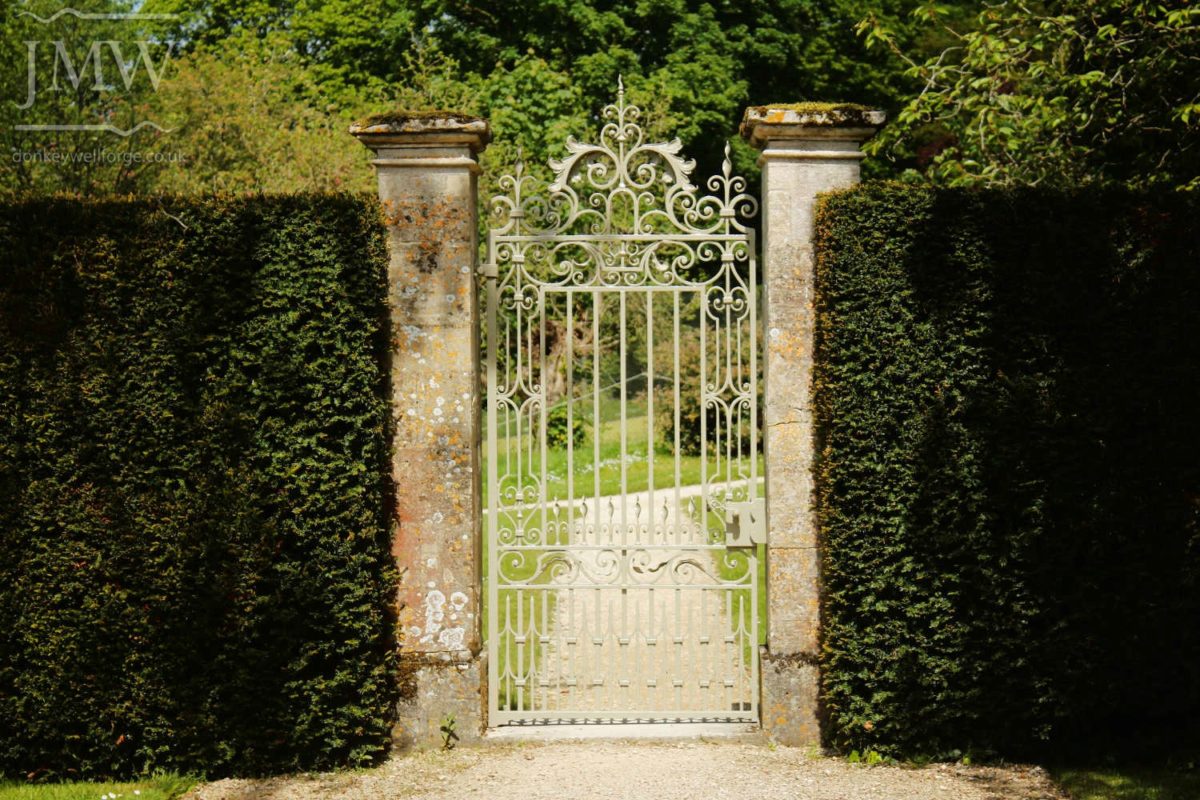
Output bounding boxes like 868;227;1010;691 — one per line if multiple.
187;740;1067;800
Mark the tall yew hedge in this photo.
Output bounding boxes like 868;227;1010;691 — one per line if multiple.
0;195;395;779
815;185;1200;759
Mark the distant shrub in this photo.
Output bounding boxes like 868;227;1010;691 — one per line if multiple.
654;335;761;457
545;402;588;449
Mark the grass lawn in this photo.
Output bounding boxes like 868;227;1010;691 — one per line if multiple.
487;537;556;711
0;775;195;800
485;395;764;506
1052;766;1200;800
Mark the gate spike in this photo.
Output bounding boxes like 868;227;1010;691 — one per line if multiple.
480;84;764;719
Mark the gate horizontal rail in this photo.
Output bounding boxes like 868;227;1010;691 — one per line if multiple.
485;82;761;726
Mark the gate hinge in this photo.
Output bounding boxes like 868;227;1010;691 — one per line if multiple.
725;498;767;547
479;262;499;279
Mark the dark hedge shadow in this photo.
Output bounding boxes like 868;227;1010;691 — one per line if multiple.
816;185;1200;760
0;196;397;780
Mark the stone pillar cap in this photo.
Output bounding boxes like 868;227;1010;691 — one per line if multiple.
740;103;885;149
350;111;491;153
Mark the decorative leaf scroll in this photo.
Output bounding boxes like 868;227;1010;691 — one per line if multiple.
488;79;758;289
497;547;753;587
484;84;763;721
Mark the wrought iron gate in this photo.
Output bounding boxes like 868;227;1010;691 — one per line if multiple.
484;84;763;724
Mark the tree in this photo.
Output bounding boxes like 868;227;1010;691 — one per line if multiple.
154;0;989;186
6;0;1005;197
150;32;380;195
862;0;1200;189
412;0;985;177
1;0;174;197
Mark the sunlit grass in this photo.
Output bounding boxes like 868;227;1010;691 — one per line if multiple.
485;396;763;507
0;774;195;800
485;481;561;713
1051;766;1200;800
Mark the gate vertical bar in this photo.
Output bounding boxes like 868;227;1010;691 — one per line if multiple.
485;86;763;725
351;112;491;746
485;231;500;720
740;105;884;746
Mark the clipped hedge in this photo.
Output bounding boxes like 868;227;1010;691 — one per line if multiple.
815;184;1200;759
0;195;395;779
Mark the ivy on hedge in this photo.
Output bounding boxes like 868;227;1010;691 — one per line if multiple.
0;195;395;779
814;184;1200;760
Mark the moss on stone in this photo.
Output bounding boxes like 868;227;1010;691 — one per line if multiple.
742;103;884;135
740;103;884;140
751;102;872;115
356;109;482;128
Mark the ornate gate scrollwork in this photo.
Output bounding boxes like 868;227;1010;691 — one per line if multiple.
484;82;762;724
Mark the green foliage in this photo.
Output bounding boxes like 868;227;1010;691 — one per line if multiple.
654;335;762;458
862;0;1200;189
0;4;465;198
403;0;987;183
2;0;1000;198
815;183;1200;759
1;1;177;196
846;749;890;766
0;194;396;779
2;0;991;199
1050;766;1200;800
148;32;377;195
438;715;458;751
0;773;195;800
654;337;707;457
544;403;587;451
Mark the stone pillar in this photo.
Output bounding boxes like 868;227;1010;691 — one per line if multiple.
351;113;490;748
740;105;884;746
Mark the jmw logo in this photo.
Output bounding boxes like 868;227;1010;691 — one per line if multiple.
19;40;171;111
14;1;179;137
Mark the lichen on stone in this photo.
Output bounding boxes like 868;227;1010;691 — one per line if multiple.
742;102;884;131
753;102;871;115
357;109;483;128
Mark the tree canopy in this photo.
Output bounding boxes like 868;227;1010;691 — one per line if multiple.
864;0;1200;189
2;0;1194;196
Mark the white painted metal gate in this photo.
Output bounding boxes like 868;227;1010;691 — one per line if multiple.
484;85;763;724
